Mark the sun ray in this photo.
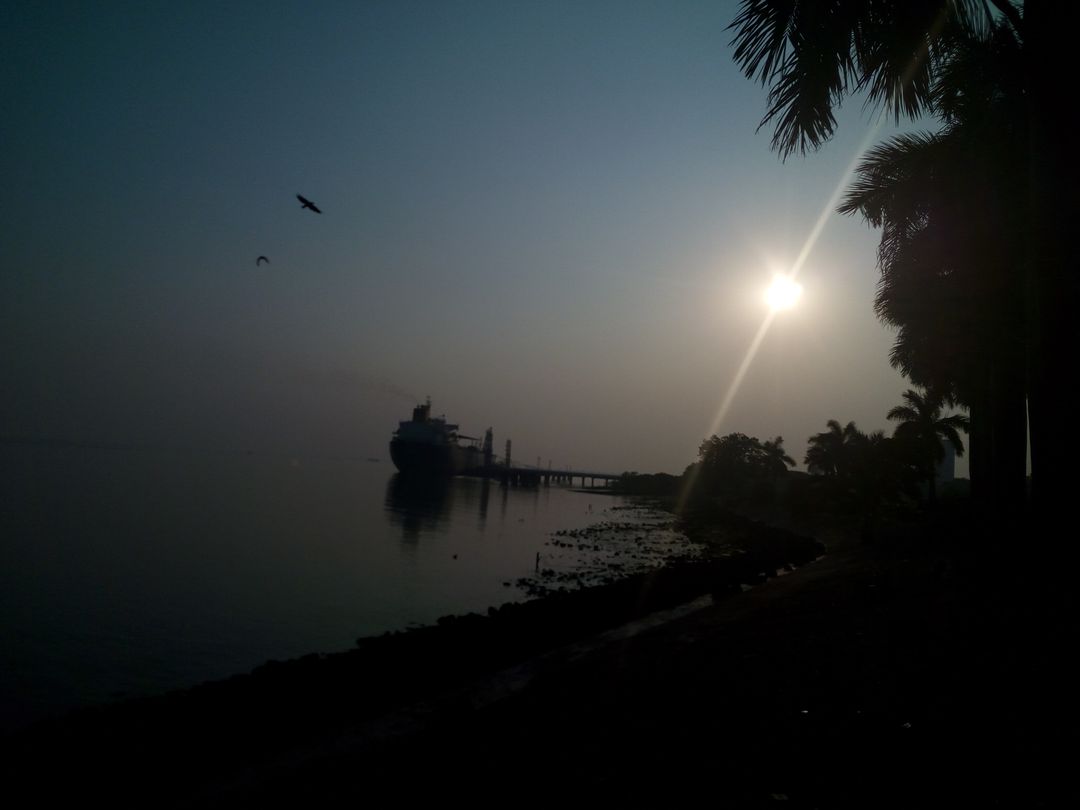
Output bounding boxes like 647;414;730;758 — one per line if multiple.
677;311;776;512
790;114;887;281
678;112;889;514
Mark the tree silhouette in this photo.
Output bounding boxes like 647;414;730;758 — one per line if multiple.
805;419;861;478
847;426;919;541
888;387;969;505
804;418;918;540
697;432;795;499
729;1;1075;523
729;0;1007;160
762;436;796;479
837;116;1026;510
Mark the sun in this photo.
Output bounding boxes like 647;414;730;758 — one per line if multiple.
765;274;802;311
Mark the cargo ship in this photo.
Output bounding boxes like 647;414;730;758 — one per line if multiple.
389;399;494;476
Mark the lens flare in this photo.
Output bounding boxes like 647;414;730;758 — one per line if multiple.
678;112;890;514
766;274;802;311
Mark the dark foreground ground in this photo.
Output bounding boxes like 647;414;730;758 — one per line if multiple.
3;508;1077;807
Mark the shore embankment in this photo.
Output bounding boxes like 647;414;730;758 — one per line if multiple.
4;503;1076;805
1;505;818;795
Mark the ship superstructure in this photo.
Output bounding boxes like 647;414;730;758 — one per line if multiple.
389;399;493;475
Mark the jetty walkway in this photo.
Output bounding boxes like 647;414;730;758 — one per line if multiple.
473;461;619;489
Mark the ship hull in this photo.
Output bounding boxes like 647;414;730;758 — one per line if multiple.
389;439;483;476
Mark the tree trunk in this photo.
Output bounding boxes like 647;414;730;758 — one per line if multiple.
967;350;1026;522
990;357;1028;519
1025;1;1080;535
967;399;989;504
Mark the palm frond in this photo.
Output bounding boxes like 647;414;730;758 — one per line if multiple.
938;424;967;456
887;405;919;422
938;412;971;431
729;0;992;158
837;132;946;222
729;0;802;86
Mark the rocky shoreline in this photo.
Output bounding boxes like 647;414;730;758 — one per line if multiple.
6;503;1076;806
2;506;823;801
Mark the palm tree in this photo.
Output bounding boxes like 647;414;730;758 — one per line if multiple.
837;120;1027;510
887;388;970;504
761;436;796;479
846;427;923;541
805;419;862;477
728;0;1013;160
727;0;1058;520
805;421;918;540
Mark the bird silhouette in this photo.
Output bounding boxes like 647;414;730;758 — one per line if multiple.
256;256;269;266
296;194;322;213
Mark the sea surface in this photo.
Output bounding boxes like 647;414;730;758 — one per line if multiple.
0;443;696;732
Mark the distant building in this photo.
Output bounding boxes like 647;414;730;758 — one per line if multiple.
936;442;956;484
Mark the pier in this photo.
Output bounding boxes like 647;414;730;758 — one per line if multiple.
485;464;620;489
474;437;619;488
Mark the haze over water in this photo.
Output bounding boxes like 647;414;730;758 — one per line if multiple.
1;0;933;480
0;442;689;732
1;0;962;738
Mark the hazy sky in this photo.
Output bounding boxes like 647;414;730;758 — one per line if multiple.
3;0;945;475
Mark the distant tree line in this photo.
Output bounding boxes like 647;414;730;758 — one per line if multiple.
615;386;968;540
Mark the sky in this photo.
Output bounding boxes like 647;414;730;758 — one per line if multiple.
2;0;953;476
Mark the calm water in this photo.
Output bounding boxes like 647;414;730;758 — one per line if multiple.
0;444;692;731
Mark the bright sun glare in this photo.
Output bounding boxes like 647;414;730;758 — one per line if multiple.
765;274;802;311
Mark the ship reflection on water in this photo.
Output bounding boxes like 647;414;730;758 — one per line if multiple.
384;473;496;542
383;469;697;594
1;450;684;732
384;474;453;541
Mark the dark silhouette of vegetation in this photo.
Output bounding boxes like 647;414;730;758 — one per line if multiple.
698;432;794;478
615;433;802;507
798;392;967;535
694;432;795;500
836;67;1025;515
618;405;964;540
761;436;797;479
800;418;922;541
845;426;922;541
887;387;969;505
729;1;1076;527
804;419;861;478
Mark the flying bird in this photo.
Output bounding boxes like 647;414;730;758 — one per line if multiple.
296;194;322;213
256;255;269;266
